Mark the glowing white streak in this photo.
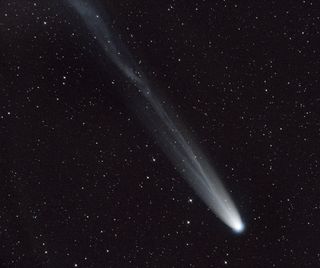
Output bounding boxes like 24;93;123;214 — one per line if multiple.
67;0;244;232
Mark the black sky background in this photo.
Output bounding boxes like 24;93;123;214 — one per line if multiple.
1;0;320;267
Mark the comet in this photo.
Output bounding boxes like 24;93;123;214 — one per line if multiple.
66;0;245;232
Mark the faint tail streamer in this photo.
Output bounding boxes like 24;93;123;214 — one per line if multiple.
66;0;245;232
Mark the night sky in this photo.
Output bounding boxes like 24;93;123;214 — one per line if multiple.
1;0;320;267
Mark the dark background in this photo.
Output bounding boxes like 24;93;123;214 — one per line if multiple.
1;0;319;267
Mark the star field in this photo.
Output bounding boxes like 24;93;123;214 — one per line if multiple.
1;0;320;267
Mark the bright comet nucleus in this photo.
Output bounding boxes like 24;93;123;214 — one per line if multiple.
233;221;245;233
